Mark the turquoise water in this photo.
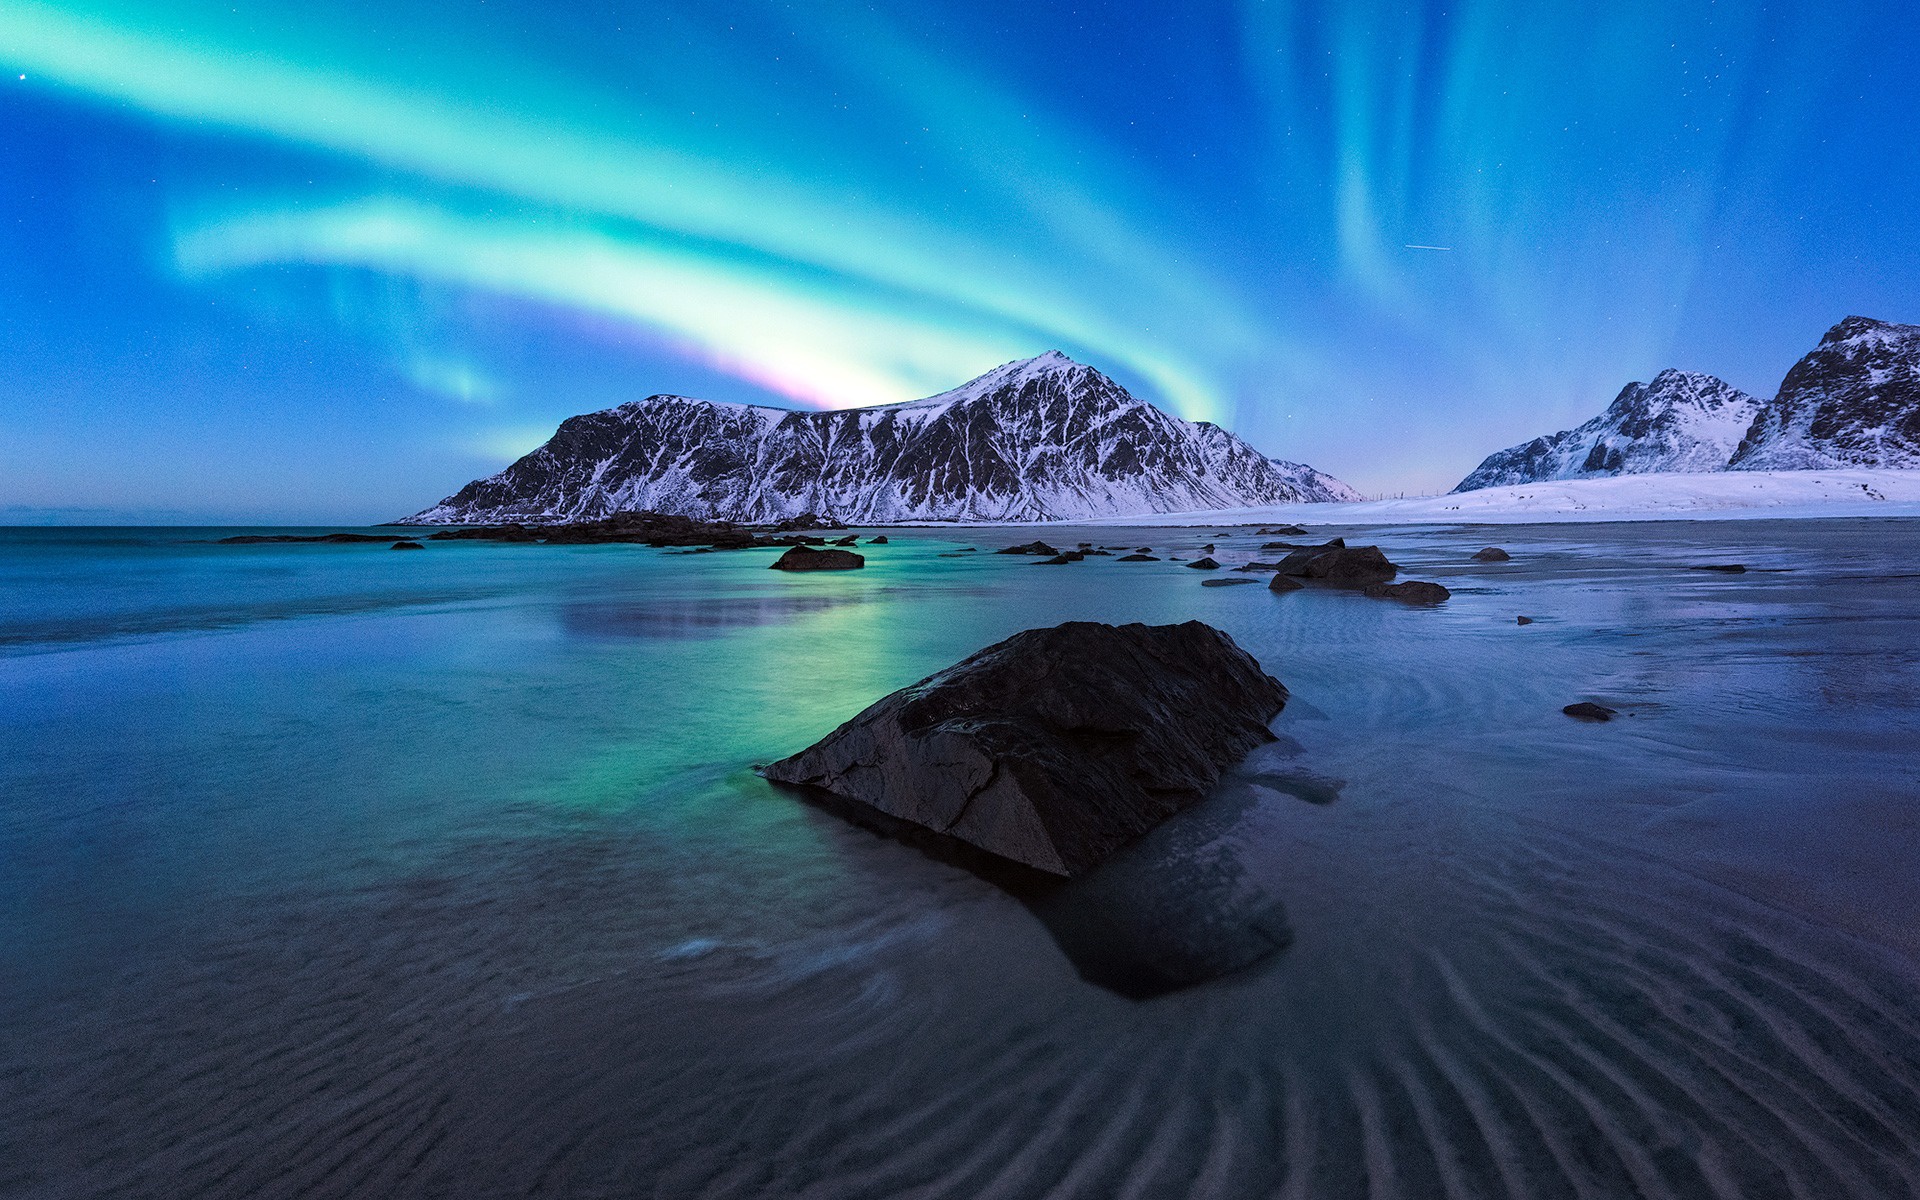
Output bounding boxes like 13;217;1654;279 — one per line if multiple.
4;522;1920;1198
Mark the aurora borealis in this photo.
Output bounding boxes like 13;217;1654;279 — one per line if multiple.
3;0;1917;519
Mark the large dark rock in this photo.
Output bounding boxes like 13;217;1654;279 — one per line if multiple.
1185;557;1221;570
1564;701;1617;721
760;621;1287;878
1363;580;1450;604
769;546;865;571
1274;540;1398;585
1471;546;1511;562
1268;574;1304;593
389;540;425;551
998;540;1060;556
1118;553;1159;562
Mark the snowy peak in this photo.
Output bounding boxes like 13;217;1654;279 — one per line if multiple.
892;350;1099;413
1454;370;1763;492
1818;315;1913;348
404;356;1357;524
1455;315;1920;490
1731;316;1920;470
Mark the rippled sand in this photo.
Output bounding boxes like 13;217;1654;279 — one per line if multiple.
4;519;1918;1198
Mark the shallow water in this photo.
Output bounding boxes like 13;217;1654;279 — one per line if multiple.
3;520;1919;1198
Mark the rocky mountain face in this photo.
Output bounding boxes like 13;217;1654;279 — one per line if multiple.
1454;370;1763;493
1267;458;1364;503
1729;316;1920;470
1454;316;1920;492
406;352;1357;523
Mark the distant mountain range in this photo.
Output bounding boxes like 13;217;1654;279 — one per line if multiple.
405;351;1359;524
1455;316;1920;492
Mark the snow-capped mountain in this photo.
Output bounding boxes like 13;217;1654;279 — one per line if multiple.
1729;316;1920;470
1454;370;1763;493
405;351;1358;524
1269;457;1364;503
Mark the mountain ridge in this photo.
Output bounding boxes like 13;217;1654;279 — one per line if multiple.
1454;316;1920;492
406;352;1358;524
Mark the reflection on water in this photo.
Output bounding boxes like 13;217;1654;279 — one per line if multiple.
3;519;1920;1198
563;593;864;639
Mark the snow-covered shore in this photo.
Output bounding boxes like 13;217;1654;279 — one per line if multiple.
1095;469;1920;526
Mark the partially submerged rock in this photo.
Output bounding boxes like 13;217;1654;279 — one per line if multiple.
389;540;425;551
1185;557;1221;570
1275;540;1398;585
760;621;1287;878
1269;574;1304;593
770;546;865;571
1118;553;1159;562
1363;580;1451;604
998;541;1060;556
1201;577;1259;587
829;534;860;547
1472;546;1511;562
1689;563;1747;573
217;532;397;545
1564;701;1617;721
1517;615;1536;625
866;535;889;544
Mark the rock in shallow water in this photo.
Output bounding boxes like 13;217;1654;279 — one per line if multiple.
1363;580;1451;604
1472;546;1512;562
760;621;1287;879
769;546;865;571
1564;701;1618;721
1275;540;1399;585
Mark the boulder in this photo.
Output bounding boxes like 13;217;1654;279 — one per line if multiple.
1471;547;1511;562
1033;555;1077;565
1257;525;1309;536
773;511;846;532
1563;701;1617;721
1118;554;1159;562
1275;541;1397;585
389;540;425;551
1185;557;1221;570
770;546;865;571
998;541;1060;556
830;535;860;547
1201;577;1259;587
867;535;889;544
1517;616;1535;625
1268;575;1304;593
761;621;1287;878
1363;580;1450;604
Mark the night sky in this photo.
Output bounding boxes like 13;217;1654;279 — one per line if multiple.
3;0;1917;521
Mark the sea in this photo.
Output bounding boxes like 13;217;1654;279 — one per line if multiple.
3;520;1919;1198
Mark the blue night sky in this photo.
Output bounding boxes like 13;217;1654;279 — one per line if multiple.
2;0;1917;522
